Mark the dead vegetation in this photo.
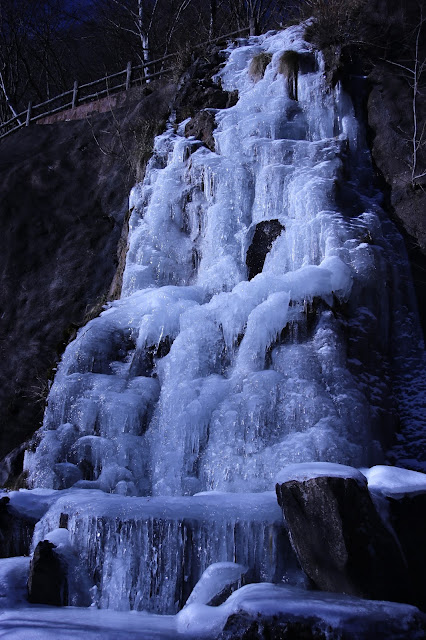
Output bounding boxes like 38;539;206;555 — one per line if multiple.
278;50;300;100
249;52;272;81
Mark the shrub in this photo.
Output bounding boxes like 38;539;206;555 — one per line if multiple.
300;0;368;50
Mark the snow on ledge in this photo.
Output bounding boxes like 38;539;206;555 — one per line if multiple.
275;462;367;487
362;465;426;498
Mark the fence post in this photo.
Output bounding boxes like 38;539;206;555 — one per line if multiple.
126;62;132;90
26;101;32;126
72;81;79;109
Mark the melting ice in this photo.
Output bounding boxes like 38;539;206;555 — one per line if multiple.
21;23;425;613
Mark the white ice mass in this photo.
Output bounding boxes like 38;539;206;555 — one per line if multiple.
1;21;424;634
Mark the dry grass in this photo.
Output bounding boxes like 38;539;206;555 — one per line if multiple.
301;0;368;50
278;51;300;100
249;52;273;81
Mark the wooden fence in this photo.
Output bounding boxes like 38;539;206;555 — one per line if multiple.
0;28;249;142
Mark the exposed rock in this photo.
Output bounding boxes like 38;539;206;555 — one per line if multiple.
218;609;426;640
27;540;68;606
368;64;426;252
275;472;412;604
173;47;238;123
246;220;284;280
128;336;172;378
366;22;426;337
185;110;216;151
0;495;36;557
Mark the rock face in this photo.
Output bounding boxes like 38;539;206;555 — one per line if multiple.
275;474;412;604
365;0;426;336
0;82;175;466
27;540;67;606
218;610;426;640
246;220;284;280
173;46;238;123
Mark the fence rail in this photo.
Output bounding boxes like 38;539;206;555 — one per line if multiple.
0;28;249;142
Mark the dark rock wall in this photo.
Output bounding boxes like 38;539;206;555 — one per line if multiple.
0;83;175;464
365;0;426;335
368;65;426;334
276;476;412;605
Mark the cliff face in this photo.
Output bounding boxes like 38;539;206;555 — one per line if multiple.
0;83;175;464
368;64;426;333
364;0;426;333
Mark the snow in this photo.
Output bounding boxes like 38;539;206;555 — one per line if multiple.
276;462;367;486
0;557;29;608
0;607;178;640
176;583;425;638
1;572;422;640
184;562;247;607
363;465;426;498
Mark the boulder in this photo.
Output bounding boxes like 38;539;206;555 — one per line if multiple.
27;540;68;606
275;463;412;604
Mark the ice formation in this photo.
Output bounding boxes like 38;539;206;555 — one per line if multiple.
32;490;294;613
18;23;426;616
275;461;367;486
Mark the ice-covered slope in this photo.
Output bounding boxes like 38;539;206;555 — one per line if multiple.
25;24;425;499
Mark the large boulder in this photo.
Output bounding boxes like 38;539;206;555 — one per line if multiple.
27;540;68;606
275;463;412;604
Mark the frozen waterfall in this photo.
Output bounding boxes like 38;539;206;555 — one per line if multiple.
22;23;425;614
